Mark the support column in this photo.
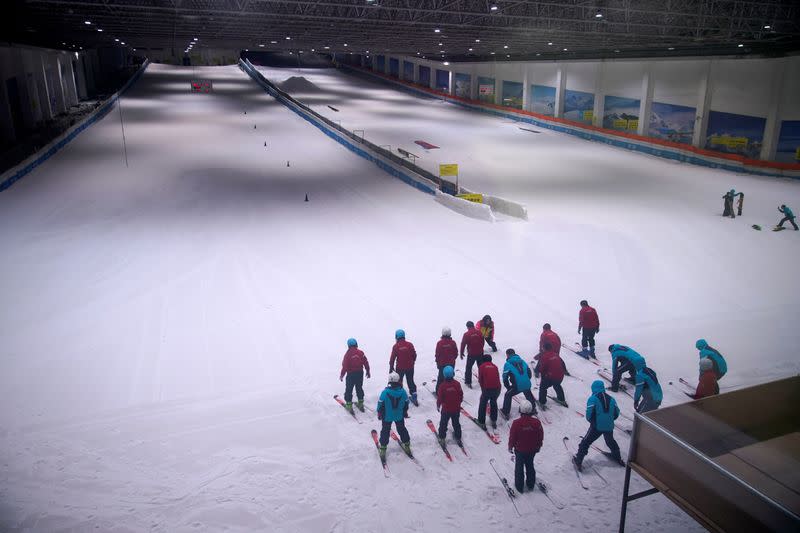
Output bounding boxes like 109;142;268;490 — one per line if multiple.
692;60;713;148
413;61;419;84
593;62;605;127
522;66;531;111
494;74;502;106
470;65;478;100
429;64;436;91
448;70;454;96
761;59;786;161
37;54;53;121
554;66;566;118
637;65;654;136
385;56;390;75
63;54;79;107
74;52;88;99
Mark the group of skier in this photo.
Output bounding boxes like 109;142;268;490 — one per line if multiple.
338;299;730;493
720;188;797;231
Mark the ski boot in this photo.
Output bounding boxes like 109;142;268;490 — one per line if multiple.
572;455;583;472
401;442;412;456
356;399;365;412
379;445;387;460
344;401;354;414
477;421;487;431
455;438;463;448
437;436;446;447
491;419;497;430
410;392;418;406
612;454;625;467
589;347;596;359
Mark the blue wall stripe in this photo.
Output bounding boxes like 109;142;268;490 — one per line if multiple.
0;60;151;193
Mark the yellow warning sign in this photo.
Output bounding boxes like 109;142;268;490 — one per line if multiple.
439;164;459;177
613;119;628;130
627;119;639;131
710;135;748;150
457;194;483;204
795;147;800;160
582;110;593;122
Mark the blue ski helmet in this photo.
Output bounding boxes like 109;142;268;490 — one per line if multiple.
347;338;357;347
443;365;455;379
395;329;405;340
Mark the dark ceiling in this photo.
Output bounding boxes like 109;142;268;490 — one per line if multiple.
6;0;800;62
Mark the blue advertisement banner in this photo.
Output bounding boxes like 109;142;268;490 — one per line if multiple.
705;110;765;158
563;89;594;123
478;76;495;103
389;58;399;78
603;95;640;132
776;120;800;163
435;69;449;91
376;55;385;71
403;61;414;81
418;65;431;86
502;81;523;109
532;85;556;116
454;73;471;98
649;102;696;144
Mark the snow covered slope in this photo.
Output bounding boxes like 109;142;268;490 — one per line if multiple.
0;62;796;532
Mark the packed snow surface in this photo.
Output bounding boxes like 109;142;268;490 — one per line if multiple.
0;63;798;532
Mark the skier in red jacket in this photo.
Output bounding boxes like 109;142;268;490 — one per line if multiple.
508;400;544;493
539;323;562;357
389;329;418;405
340;338;371;412
460;321;485;388
535;343;567;407
692;358;720;399
578;300;600;359
436;366;464;446
435;327;458;392
477;355;502;429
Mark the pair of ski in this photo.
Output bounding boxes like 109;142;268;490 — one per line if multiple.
461;407;501;444
672;377;698;399
570;408;632;436
489;458;564;514
370;429;424;477
596;368;634;399
562;436;610;489
334;394;363;424
425;419;467;461
561;342;601;366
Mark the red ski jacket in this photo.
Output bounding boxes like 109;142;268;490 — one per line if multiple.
390;339;417;371
460;327;485;357
579;306;600;330
435;337;459;368
508;414;544;453
539;330;562;355
436;378;464;414
478;360;502;390
695;370;719;399
340;348;370;379
538;351;565;383
477;317;495;341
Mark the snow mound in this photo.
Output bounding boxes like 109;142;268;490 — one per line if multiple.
278;76;322;94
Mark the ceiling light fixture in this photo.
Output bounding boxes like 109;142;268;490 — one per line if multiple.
668;47;675;50
97;28;103;32
490;4;498;11
259;44;265;47
475;39;480;43
764;25;771;29
271;40;277;44
286;36;291;40
114;38;119;42
548;42;553;45
468;48;473;51
563;48;568;51
434;28;441;33
324;46;330;49
503;45;508;49
344;43;348;46
443;61;449;65
84;20;91;25
595;11;603;18
738;43;744;47
121;42;125;45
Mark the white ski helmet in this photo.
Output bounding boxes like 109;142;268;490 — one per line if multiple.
699;358;713;372
388;372;401;384
519;400;534;415
442;326;451;337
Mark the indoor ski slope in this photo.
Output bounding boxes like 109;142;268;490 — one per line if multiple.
0;62;797;532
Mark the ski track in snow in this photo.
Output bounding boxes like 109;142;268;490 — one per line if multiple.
0;63;798;532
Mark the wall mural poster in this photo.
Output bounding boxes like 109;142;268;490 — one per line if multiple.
532;85;556;116
454;73;471;98
435;69;449;91
648;102;696;145
705;110;765;158
419;65;431;87
477;76;495;104
502;81;523;109
376;55;385;71
389;58;399;78
775;120;800;163
603;95;640;132
563;89;594;123
403;61;414;81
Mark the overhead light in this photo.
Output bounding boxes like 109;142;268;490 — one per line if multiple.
614;49;620;52
536;53;541;56
121;42;125;45
271;40;277;44
434;28;441;33
193;37;198;41
84;20;91;25
490;4;498;11
114;38;119;42
563;48;568;51
62;41;65;45
548;42;553;45
416;51;420;55
344;43;348;46
475;39;481;43
503;45;508;49
438;42;442;46
738;43;744;47
286;36;291;40
97;29;103;32
440;50;445;53
490;52;495;55
595;11;603;18
259;44;265;47
443;61;450;65
311;48;315;51
764;25;771;29
468;48;473;51
668;47;675;50
506;54;510;57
